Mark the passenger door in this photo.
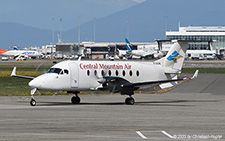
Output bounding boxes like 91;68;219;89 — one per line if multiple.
69;63;79;88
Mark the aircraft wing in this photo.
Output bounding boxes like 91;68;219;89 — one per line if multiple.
123;78;186;88
11;67;34;80
100;70;198;94
99;76;186;94
98;76;131;93
125;70;199;91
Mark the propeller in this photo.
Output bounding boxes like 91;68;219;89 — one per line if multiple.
35;62;55;73
35;63;44;72
93;68;115;92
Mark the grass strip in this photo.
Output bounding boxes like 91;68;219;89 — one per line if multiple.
182;68;225;73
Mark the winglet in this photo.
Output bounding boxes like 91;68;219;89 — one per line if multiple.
11;67;17;76
11;67;34;80
191;70;199;79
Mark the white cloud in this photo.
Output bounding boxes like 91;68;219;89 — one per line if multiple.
132;0;146;3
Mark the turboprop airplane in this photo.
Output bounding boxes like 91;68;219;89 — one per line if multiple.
11;40;199;106
0;48;41;59
125;38;154;59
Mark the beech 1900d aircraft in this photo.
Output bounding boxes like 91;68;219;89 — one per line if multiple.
11;40;199;106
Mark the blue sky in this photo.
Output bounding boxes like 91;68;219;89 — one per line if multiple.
0;0;144;30
2;0;225;48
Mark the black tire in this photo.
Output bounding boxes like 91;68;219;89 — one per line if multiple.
71;96;81;104
30;99;36;106
125;97;135;105
125;97;130;104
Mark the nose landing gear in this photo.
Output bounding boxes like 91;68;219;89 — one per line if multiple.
30;98;36;106
30;88;37;106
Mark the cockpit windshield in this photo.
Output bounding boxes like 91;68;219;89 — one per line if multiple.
46;68;62;74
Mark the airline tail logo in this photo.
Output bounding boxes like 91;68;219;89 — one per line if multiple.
125;38;135;50
166;51;183;65
0;48;8;54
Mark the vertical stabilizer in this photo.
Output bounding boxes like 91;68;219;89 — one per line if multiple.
125;38;135;50
163;40;188;71
0;48;8;54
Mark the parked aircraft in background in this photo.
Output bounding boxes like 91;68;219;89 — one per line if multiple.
11;40;199;106
186;50;216;60
0;48;41;60
125;38;155;59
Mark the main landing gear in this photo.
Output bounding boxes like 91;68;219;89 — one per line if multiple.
122;90;135;105
70;91;81;104
125;96;135;105
71;96;80;104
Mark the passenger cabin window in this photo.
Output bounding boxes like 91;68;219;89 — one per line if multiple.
87;70;90;76
108;70;111;76
101;70;105;76
129;70;132;76
47;68;62;74
122;70;125;76
94;70;97;76
136;70;140;76
115;70;119;76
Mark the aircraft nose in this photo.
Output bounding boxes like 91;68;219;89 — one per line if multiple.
28;75;53;90
29;79;38;88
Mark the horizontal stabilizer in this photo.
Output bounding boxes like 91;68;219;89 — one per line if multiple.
191;70;199;79
159;82;176;89
122;77;186;88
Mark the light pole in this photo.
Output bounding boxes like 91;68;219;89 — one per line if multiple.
165;16;168;39
126;21;130;39
52;17;55;55
93;17;96;42
52;17;54;45
78;16;80;44
60;17;62;43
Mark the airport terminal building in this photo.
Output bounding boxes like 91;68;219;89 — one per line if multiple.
56;42;154;59
166;26;225;52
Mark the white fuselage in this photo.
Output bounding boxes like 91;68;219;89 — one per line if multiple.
128;50;153;57
1;50;41;57
29;60;167;91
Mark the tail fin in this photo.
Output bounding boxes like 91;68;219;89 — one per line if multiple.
0;48;8;54
125;38;135;51
162;40;188;71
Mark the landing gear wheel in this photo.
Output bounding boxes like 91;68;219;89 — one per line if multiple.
125;97;135;105
30;99;36;106
71;96;81;104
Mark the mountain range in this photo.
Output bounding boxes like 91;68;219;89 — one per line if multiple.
0;0;137;31
1;0;225;49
